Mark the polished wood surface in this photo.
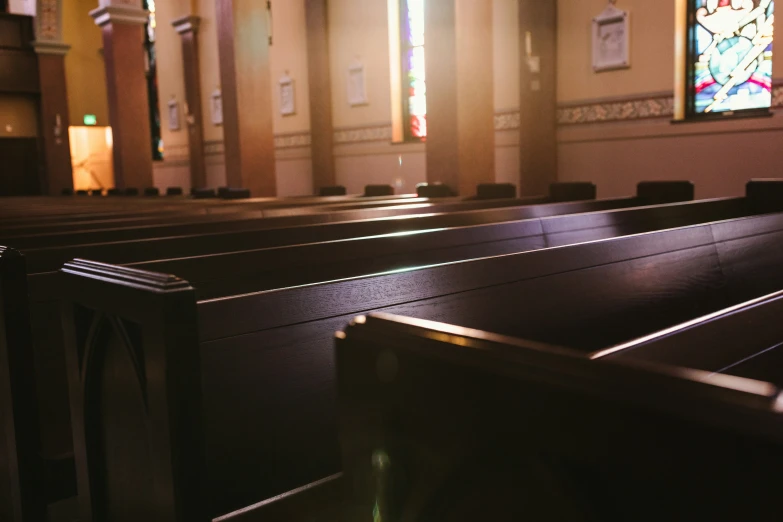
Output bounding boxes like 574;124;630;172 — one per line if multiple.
101;21;154;189
59;190;783;520
305;0;337;192
216;0;276;196
337;312;783;520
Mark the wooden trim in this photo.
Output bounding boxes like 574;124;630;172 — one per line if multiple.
518;0;557;196
173;15;207;189
216;0;276;196
305;0;336;192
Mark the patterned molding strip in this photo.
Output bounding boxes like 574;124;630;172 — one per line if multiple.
164;144;190;161
558;86;783;125
204;140;224;156
200;110;527;155
494;110;520;131
334;124;393;144
275;132;312;149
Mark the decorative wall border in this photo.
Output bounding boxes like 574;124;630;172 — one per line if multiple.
334;124;393;144
199;110;524;157
558;86;783;125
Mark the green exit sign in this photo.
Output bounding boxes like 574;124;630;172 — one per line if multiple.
83;114;97;126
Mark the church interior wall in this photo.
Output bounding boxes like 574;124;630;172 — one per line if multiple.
0;95;38;137
62;0;109;128
556;0;783;200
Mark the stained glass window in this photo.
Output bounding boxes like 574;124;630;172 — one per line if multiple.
401;0;426;140
143;0;163;160
688;0;774;116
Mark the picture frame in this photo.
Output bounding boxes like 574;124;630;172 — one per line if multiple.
279;74;296;116
592;1;630;72
168;98;180;131
211;88;223;126
347;61;367;107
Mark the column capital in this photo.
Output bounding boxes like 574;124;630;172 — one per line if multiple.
32;40;71;55
90;4;149;27
172;15;200;35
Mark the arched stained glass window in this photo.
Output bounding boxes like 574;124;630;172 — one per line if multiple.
401;0;426;140
143;0;163;160
687;0;774;117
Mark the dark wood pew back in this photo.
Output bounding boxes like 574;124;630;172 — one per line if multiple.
58;204;783;520
334;312;783;521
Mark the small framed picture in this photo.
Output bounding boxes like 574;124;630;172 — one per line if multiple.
592;2;630;72
348;62;367;106
279;74;296;116
168;98;180;131
211;88;223;126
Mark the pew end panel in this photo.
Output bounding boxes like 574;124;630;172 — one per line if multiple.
336;313;783;521
0;247;45;522
59;260;205;522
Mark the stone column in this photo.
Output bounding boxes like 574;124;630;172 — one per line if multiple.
215;0;276;196
424;0;495;197
33;0;73;195
90;0;153;190
305;0;336;193
172;15;207;189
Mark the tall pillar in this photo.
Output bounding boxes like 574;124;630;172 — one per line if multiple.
90;0;153;190
424;0;494;197
33;0;73;195
215;0;276;196
172;15;207;190
305;0;336;192
518;0;557;196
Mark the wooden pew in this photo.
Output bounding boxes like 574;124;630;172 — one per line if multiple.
0;182;686;520
55;194;783;520
335;312;783;520
18;183;681;273
2;193;585;250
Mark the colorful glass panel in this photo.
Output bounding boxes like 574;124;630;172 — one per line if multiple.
404;0;426;139
143;0;163;160
690;0;774;114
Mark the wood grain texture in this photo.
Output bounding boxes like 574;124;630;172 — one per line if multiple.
305;0;336;192
36;52;73;196
518;0;557;196
337;314;783;520
216;0;276;196
101;22;154;189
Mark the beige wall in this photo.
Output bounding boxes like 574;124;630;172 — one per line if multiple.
558;0;676;102
270;0;311;134
556;0;783;199
62;0;109;127
493;0;519;111
329;0;392;128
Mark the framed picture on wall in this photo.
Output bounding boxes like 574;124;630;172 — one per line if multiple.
211;88;223;126
279;74;296;116
592;1;630;72
348;61;367;106
168;98;181;131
